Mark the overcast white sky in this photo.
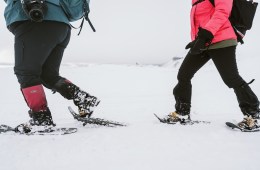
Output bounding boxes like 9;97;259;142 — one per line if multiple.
0;0;259;64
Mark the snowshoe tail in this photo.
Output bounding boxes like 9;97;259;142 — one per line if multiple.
23;127;78;135
31;127;77;135
0;124;15;133
0;124;77;135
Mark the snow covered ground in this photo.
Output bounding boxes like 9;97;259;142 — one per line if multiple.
0;55;260;170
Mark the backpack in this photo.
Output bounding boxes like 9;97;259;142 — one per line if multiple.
193;0;258;44
59;0;96;34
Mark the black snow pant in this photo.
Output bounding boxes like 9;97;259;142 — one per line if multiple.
9;21;71;89
174;46;259;117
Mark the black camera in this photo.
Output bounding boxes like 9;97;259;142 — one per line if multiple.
21;0;47;22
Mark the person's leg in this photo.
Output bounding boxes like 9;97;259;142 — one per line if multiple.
167;52;210;122
12;21;69;125
21;84;54;126
210;46;259;129
40;22;71;88
208;46;245;88
174;52;210;111
34;22;100;118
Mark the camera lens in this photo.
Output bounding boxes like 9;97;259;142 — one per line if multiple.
29;8;44;22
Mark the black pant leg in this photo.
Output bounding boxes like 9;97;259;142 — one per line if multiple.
209;46;245;88
41;28;71;89
13;21;70;88
210;46;259;116
173;52;210;103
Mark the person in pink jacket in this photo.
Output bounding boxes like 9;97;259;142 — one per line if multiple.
164;0;259;130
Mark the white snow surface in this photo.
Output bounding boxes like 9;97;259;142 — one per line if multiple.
0;56;260;170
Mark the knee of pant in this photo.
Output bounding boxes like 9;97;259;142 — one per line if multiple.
16;75;42;88
223;79;245;89
15;70;42;88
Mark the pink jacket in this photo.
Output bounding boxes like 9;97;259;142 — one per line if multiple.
191;0;237;43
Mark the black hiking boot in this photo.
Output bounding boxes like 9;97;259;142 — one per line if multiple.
164;111;191;124
164;99;191;123
234;82;260;130
73;89;100;117
237;115;259;130
53;79;100;117
15;108;55;133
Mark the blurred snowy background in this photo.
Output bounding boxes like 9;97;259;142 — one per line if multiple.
0;0;259;65
1;1;260;170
